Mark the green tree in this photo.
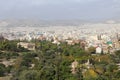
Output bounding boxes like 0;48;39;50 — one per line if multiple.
0;63;6;77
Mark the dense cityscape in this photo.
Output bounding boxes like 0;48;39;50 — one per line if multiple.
1;22;120;53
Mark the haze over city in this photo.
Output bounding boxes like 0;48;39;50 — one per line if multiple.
0;0;120;21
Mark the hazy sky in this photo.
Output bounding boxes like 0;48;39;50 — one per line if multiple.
0;0;120;21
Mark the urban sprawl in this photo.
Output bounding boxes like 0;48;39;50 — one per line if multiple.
1;23;120;54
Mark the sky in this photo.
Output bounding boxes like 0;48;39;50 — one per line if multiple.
0;0;120;21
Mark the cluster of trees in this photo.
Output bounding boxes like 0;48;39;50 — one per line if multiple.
0;40;120;80
0;40;29;52
0;40;17;51
0;63;12;77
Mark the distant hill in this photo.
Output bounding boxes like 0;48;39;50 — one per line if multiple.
0;19;93;27
1;19;120;28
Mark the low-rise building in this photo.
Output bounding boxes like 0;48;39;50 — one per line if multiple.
17;42;35;50
96;46;102;54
